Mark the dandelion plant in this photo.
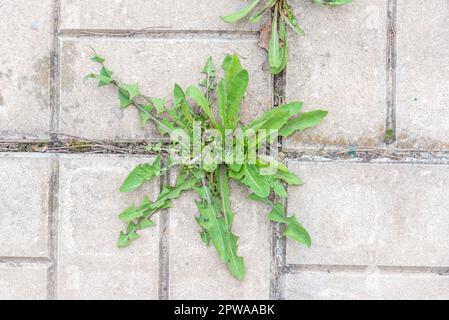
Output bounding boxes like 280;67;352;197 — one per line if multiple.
86;51;327;280
221;0;352;74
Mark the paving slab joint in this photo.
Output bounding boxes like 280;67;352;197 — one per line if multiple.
385;0;397;145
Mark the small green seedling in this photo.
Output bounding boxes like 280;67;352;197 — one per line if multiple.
221;0;352;74
87;51;327;280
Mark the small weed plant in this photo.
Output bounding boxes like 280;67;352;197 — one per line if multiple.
222;0;352;74
87;51;327;280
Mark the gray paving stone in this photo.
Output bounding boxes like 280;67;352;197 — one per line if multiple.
286;161;449;267
285;0;387;150
60;37;271;141
0;264;48;300
0;154;51;257
60;0;260;31
396;0;449;150
57;155;160;299
0;1;52;141
168;182;271;300
286;271;449;300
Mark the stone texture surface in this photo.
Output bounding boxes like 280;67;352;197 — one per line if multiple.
0;154;51;257
286;161;449;267
168;182;271;300
0;264;48;300
285;0;387;150
396;0;449;150
57;155;160;299
2;0;449;301
286;271;449;300
60;0;260;31
0;1;52;140
60;37;271;141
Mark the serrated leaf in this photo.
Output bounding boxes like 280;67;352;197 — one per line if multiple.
97;67;113;86
250;196;311;248
118;89;132;108
120;83;140;101
196;180;245;280
174;84;194;125
139;104;153;127
218;165;234;227
199;230;211;246
119;204;142;223
138;219;156;230
202;56;216;78
118;231;131;248
120;156;161;193
151;97;166;114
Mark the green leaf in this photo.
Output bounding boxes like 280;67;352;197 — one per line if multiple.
217;79;228;126
221;0;261;23
222;54;243;93
120;83;140;100
284;216;312;248
186;85;222;131
219;54;248;128
118;89;132;108
242;165;270;198
249;196;311;248
218;165;234;227
151;97;166;114
119;204;141;223
269;178;288;198
196;180;245;280
173;84;194;125
139;219;156;230
120;156;161;193
225;69;248;129
268;204;311;247
91;55;105;63
118;231;131;248
97;67;113;86
269;5;282;70
279;110;328;137
281;101;303;117
270;17;288;74
148;174;199;211
202;57;216;78
139;104;153;127
198;229;210;246
249;0;276;23
275;170;303;186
